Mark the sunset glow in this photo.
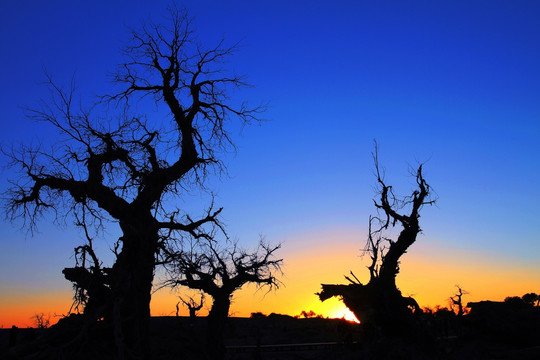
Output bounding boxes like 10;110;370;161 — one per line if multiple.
2;227;539;328
327;307;360;324
1;0;540;336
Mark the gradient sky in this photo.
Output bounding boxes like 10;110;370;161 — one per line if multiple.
1;1;539;327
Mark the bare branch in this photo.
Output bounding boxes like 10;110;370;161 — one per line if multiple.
164;234;283;298
3;7;264;358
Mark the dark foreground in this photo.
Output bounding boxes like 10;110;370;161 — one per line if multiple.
2;310;540;360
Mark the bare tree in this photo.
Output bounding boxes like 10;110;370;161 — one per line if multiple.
3;7;261;359
60;215;113;322
32;313;51;329
450;285;469;316
176;292;205;319
318;144;435;339
164;236;282;359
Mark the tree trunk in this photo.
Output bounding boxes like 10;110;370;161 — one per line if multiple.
206;294;231;360
378;227;418;285
110;216;158;360
319;280;418;338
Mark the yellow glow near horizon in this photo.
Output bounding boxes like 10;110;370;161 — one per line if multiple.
3;229;539;328
150;229;540;321
398;247;540;307
326;306;360;323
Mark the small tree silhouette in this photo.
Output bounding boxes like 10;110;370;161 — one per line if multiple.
62;218;112;320
164;235;282;359
32;313;50;329
522;293;540;307
176;292;205;319
299;310;323;319
450;285;469;316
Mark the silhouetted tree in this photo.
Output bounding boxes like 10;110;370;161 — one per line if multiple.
299;310;323;319
164;236;282;359
176;292;205;319
250;312;267;318
3;7;261;359
504;295;531;309
318;144;435;340
61;216;113;322
450;285;469;316
522;293;540;307
32;313;50;329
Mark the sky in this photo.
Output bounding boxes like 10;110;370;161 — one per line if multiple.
1;0;539;327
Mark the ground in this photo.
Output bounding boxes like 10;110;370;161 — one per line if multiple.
2;312;540;359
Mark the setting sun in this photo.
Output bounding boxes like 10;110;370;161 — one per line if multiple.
327;305;360;323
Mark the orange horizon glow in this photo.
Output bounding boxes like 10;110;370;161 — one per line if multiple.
2;230;539;328
1;291;73;328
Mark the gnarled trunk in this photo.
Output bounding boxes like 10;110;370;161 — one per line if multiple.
318;159;431;341
110;216;158;360
319;279;419;337
206;293;231;360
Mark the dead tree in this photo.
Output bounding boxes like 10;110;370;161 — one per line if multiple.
61;215;113;321
177;292;205;319
318;145;434;339
32;313;51;329
3;7;261;360
450;285;469;316
165;236;282;359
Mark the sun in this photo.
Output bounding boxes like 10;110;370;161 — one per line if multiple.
327;306;360;323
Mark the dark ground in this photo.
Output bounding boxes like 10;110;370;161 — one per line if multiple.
1;316;358;360
2;311;540;359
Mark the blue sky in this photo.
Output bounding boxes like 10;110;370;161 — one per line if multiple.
1;1;539;324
